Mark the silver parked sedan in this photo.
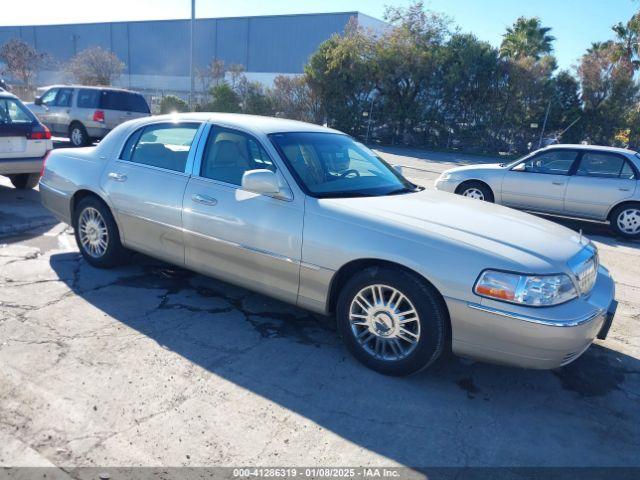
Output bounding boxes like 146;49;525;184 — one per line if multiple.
434;145;640;238
40;114;617;376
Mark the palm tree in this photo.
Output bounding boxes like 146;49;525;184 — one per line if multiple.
500;17;556;60
612;12;640;68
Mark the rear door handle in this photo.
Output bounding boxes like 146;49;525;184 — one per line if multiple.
192;193;217;206
619;188;631;192
552;181;565;186
107;172;127;182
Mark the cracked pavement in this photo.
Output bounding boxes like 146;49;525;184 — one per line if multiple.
1;149;640;468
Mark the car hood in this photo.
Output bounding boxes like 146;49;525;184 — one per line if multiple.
444;162;505;174
321;189;588;272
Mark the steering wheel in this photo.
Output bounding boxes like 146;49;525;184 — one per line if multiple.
340;169;361;179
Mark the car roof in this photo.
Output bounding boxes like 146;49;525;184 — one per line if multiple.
543;144;638;156
128;112;342;136
37;84;142;94
0;91;20;101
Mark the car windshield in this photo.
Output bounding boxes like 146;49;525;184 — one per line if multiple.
270;132;418;198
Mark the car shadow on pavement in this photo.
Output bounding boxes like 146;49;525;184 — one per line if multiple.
47;251;640;467
0;183;57;239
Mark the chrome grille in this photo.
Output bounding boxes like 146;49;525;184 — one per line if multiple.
571;249;598;295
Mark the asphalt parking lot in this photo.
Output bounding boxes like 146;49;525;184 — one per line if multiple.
0;147;639;469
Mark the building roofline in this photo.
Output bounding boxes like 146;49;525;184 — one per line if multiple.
0;11;368;29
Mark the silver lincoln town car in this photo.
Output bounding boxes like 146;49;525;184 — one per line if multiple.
40;113;617;376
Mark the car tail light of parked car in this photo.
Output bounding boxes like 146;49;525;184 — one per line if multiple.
93;110;105;123
27;125;52;140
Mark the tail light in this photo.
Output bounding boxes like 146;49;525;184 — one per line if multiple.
93;110;105;123
40;150;51;178
27;125;52;140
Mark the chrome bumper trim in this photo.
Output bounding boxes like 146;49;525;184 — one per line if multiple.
466;302;604;327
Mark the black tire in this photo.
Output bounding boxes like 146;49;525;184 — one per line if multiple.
337;266;448;376
10;173;40;190
69;123;89;147
610;203;640;239
456;181;495;203
73;196;127;268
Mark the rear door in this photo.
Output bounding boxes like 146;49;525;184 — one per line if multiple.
101;121;203;265
501;149;579;213
564;151;637;220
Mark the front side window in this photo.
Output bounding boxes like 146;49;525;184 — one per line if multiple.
518;150;578;175
54;88;73;107
122;123;200;172
270;132;415;197
576;152;634;179
40;88;58;105
0;98;35;124
200;127;276;186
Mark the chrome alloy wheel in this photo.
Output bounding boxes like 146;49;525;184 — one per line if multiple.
78;207;109;258
462;187;485;200
617;208;640;235
349;284;421;361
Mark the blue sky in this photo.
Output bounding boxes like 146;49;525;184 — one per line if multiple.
2;0;638;70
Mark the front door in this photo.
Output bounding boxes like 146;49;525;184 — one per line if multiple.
101;121;202;265
564;151;637;220
182;125;304;304
501;149;579;213
48;87;74;135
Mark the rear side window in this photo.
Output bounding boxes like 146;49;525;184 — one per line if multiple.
77;89;100;108
576;152;634;179
127;93;150;113
100;91;150;113
121;122;200;172
0;97;35;124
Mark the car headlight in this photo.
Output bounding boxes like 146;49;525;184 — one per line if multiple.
474;270;578;306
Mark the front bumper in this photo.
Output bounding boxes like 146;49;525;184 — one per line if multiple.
433;176;458;193
447;267;616;369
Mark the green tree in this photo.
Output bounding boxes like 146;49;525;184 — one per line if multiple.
207;83;242;113
305;19;376;134
500;17;555;60
612;12;640;68
159;95;188;114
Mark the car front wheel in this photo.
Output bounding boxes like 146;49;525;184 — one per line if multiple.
611;203;640;239
73;196;126;268
337;266;448;376
457;181;494;202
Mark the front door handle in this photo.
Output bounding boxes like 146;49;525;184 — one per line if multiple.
192;193;217;206
552;181;565;186
107;172;127;182
619;188;631;192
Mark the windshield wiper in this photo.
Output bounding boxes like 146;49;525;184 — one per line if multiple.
386;186;422;196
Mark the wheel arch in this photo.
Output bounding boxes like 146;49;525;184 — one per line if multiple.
455;179;493;195
69;189;121;239
607;199;640;221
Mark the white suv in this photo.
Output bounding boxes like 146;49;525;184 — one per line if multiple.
0;91;53;189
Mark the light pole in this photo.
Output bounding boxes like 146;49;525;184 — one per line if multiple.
189;0;195;110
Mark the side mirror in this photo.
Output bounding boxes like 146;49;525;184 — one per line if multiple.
512;163;526;172
34;96;43;106
242;169;281;195
393;165;404;176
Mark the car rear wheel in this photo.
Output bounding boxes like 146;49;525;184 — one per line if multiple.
457;181;494;202
73;196;126;268
610;203;640;239
337;266;447;376
9;173;40;190
69;123;89;147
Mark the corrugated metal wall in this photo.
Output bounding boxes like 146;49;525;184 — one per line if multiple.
0;12;366;79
